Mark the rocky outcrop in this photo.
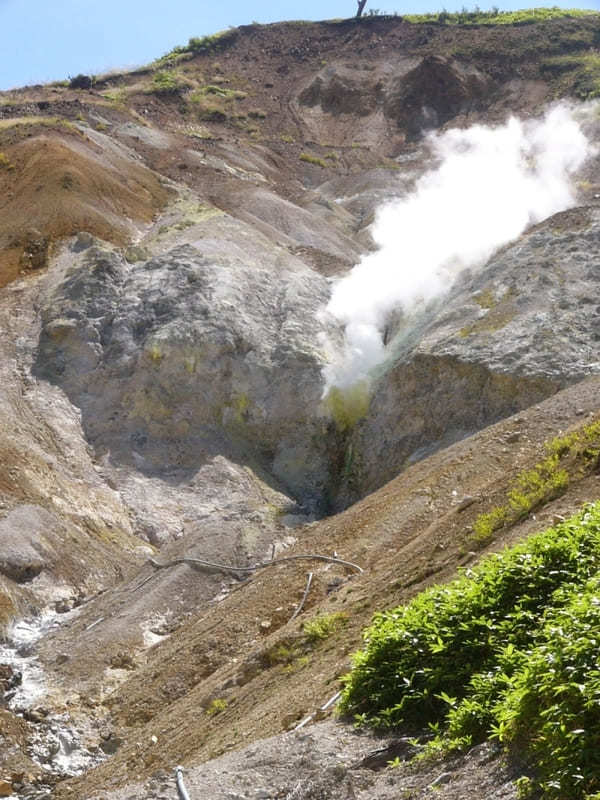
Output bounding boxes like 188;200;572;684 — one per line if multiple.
384;55;494;139
297;55;494;145
35;231;337;514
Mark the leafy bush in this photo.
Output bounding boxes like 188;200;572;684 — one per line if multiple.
496;577;600;797
187;30;237;54
341;503;600;798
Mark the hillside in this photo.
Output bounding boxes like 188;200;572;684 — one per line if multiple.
0;10;600;800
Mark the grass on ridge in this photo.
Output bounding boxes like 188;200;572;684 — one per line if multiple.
472;418;600;544
403;7;597;26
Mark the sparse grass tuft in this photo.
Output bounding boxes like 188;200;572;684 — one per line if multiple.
303;612;348;642
148;70;184;96
195;85;247;100
471;418;600;545
155;29;238;67
0;152;15;170
299;152;328;168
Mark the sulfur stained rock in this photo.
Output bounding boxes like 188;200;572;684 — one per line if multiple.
35;236;338;513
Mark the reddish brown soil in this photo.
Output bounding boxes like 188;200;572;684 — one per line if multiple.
0;123;169;287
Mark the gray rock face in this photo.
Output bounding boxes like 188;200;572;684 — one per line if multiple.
34;204;600;519
0;505;59;583
335;205;600;506
35;240;336;512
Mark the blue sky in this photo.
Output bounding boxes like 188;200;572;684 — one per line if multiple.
0;0;598;90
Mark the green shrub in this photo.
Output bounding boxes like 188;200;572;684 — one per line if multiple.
206;697;227;716
495;577;600;797
304;612;348;642
149;71;183;95
507;454;569;518
471;418;600;545
155;29;238;67
341;502;600;798
472;506;508;544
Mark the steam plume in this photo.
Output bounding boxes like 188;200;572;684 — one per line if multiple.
324;104;591;391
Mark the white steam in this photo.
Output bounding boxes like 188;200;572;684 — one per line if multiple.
324;104;591;391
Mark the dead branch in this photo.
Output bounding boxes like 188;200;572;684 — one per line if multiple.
145;552;364;576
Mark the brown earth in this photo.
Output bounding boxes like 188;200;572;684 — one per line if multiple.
0;121;169;287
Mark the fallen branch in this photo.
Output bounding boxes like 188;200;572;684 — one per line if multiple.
147;552;363;576
289;572;313;622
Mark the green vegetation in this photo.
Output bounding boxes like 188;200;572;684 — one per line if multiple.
148;70;184;95
472;419;600;544
205;698;228;716
192;84;247;101
341;501;600;798
303;612;348;642
299;152;329;168
155;29;238;68
541;53;600;100
0;152;14;170
404;7;597;26
188;84;247;122
101;88;129;105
